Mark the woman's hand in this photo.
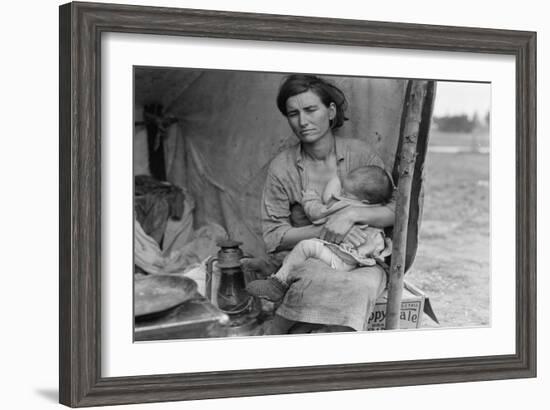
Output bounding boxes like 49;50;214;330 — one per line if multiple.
320;207;357;244
343;225;370;247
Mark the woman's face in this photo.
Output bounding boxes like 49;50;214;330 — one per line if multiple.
285;90;336;144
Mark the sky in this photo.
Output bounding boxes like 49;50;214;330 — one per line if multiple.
432;81;491;118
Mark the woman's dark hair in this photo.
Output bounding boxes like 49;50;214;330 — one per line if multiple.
276;74;348;129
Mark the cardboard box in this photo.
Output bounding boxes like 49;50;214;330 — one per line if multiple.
367;280;435;330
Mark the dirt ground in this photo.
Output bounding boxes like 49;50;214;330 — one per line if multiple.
407;130;490;328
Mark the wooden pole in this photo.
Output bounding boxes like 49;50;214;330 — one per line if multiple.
385;80;430;330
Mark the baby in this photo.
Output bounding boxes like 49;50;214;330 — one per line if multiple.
246;165;393;303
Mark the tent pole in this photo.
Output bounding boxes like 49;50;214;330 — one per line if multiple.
385;80;430;330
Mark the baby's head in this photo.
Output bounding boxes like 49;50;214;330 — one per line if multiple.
341;166;393;204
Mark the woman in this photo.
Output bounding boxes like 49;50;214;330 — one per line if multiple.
263;75;394;256
252;74;395;330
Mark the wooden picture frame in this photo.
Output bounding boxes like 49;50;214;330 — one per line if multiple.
59;1;536;407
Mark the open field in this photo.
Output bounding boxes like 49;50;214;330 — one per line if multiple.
408;132;490;328
428;128;490;150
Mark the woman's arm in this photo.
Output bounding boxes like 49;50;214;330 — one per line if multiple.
276;224;323;252
320;204;395;244
262;168;325;253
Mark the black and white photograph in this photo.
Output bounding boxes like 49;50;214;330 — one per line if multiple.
1;0;544;408
132;67;490;341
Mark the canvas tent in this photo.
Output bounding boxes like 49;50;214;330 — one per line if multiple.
134;67;435;329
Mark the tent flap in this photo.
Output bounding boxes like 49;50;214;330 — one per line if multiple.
135;68;411;259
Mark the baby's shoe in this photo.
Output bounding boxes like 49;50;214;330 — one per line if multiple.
246;276;288;303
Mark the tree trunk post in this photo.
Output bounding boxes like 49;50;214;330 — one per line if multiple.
385;80;431;330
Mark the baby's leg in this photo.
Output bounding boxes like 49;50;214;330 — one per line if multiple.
246;239;355;303
245;240;324;303
275;239;355;282
274;239;326;283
